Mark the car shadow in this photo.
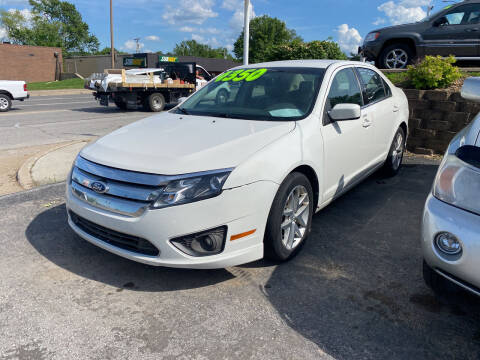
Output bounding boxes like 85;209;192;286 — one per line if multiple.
260;163;480;359
25;204;234;292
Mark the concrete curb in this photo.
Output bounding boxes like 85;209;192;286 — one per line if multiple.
29;89;92;97
17;141;84;190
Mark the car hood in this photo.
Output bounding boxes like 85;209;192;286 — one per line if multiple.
370;22;424;34
80;112;295;175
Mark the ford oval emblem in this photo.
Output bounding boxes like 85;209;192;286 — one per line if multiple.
90;181;107;194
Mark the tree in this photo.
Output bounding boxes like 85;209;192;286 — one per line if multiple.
234;15;302;63
0;0;99;55
265;40;347;62
95;47;127;56
172;40;235;60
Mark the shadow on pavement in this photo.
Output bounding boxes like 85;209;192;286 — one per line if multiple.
25;204;234;292
262;163;480;359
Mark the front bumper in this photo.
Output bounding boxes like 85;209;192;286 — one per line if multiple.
358;41;383;62
422;194;480;295
66;180;279;269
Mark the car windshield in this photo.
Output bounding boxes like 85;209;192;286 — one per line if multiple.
173;67;325;121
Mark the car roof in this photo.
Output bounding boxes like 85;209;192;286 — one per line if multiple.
233;59;375;70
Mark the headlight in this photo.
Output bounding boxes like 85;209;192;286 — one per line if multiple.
365;32;380;42
433;150;480;215
151;169;232;209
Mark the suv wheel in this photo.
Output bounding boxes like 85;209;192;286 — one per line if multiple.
264;172;314;261
0;94;12;112
379;44;414;69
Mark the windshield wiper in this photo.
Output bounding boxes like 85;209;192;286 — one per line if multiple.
177;107;190;115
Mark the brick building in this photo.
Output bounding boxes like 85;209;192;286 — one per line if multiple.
0;43;62;83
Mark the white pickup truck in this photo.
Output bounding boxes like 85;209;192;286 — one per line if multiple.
0;80;29;112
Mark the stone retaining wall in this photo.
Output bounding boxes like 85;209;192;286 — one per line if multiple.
404;89;480;155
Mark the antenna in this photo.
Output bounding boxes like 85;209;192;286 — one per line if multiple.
133;37;141;53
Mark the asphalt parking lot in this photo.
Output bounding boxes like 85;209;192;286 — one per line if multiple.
0;94;147;150
1;156;479;360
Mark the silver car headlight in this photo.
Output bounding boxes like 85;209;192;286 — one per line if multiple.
151;169;233;209
433;148;480;215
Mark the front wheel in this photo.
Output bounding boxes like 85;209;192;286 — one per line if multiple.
264;172;314;261
383;127;405;177
379;44;414;69
0;94;12;112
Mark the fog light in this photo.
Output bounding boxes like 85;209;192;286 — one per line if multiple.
435;232;462;255
170;226;227;257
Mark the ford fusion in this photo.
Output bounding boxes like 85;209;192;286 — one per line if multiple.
422;77;480;296
66;60;409;269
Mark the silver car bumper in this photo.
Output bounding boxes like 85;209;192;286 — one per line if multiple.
422;194;480;296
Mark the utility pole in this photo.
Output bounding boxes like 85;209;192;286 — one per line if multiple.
110;0;115;68
134;37;141;53
243;0;250;65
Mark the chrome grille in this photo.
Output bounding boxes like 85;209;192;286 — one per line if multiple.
71;157;165;217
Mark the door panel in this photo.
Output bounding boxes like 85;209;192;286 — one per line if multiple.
423;3;480;57
322;67;374;200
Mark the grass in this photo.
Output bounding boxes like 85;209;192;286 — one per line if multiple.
27;78;84;91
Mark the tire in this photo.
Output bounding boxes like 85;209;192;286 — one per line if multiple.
264;172;314;261
0;94;12;112
215;89;229;105
114;99;127;110
147;93;165;112
379;43;414;69
382;127;405;177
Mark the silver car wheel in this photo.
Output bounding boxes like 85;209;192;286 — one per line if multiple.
391;131;404;170
0;97;9;110
385;49;408;69
281;185;310;251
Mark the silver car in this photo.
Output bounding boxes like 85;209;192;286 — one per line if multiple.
422;77;480;296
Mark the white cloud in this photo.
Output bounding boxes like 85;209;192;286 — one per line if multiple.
192;34;205;43
180;26;195;32
377;1;428;25
163;0;218;25
0;0;28;5
8;8;33;22
229;4;255;33
373;17;386;26
336;24;363;54
221;0;238;11
123;39;144;51
0;27;7;40
145;35;160;41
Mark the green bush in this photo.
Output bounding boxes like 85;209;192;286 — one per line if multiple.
407;55;462;90
265;40;347;62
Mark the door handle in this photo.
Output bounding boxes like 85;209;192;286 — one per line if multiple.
362;119;372;128
465;28;479;32
393;105;400;112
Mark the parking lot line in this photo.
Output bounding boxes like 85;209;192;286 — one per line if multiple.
16;101;96;107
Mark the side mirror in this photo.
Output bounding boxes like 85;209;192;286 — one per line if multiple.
328;103;361;121
461;77;480;103
434;16;448;27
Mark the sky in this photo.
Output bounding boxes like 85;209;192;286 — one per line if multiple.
0;0;450;55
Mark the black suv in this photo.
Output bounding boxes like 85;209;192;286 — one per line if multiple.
359;0;480;69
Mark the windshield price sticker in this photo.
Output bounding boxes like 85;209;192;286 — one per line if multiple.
215;68;268;83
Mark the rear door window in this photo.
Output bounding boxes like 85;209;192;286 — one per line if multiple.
356;68;386;105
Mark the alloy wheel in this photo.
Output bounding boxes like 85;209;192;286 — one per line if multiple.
0;97;9;110
281;185;310;251
392;132;404;170
385;49;408;69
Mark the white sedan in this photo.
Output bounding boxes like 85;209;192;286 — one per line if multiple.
66;60;409;269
